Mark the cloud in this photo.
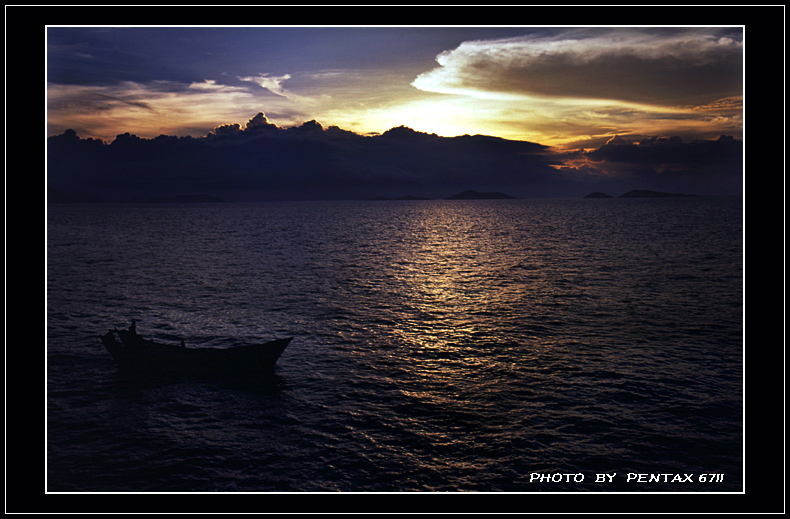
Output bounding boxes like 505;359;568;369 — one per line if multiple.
554;134;743;195
245;111;278;131
91;92;158;112
46;79;299;141
47;115;565;202
239;73;293;97
412;28;743;107
47;112;742;203
188;79;231;91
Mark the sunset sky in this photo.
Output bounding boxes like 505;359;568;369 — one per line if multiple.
46;26;743;150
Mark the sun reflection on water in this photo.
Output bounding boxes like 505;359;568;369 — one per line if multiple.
384;201;533;351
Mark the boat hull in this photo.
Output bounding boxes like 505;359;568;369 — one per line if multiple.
101;326;292;376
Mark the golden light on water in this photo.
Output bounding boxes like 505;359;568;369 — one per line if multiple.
383;202;519;352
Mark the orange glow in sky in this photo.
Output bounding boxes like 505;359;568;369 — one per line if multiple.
47;26;743;151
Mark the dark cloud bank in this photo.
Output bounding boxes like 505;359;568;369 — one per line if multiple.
47;112;742;203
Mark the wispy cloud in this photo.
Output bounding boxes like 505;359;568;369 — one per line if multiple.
238;73;293;97
46;80;272;140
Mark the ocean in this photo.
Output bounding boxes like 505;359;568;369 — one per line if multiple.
46;197;743;493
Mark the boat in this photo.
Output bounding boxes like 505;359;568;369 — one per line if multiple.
101;322;292;376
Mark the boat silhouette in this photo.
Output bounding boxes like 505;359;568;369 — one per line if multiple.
101;322;292;376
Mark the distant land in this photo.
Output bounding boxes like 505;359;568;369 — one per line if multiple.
48;187;97;204
618;189;697;198
370;195;433;201
583;192;614;199
370;190;517;201
47;186;706;204
47;188;227;204
145;194;226;203
445;190;517;200
583;190;698;199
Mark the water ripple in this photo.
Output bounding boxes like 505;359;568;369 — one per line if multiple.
47;197;743;492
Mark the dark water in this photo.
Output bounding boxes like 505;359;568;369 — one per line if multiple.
46;197;743;493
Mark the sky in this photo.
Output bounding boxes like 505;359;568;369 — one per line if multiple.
45;25;745;201
47;26;743;147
